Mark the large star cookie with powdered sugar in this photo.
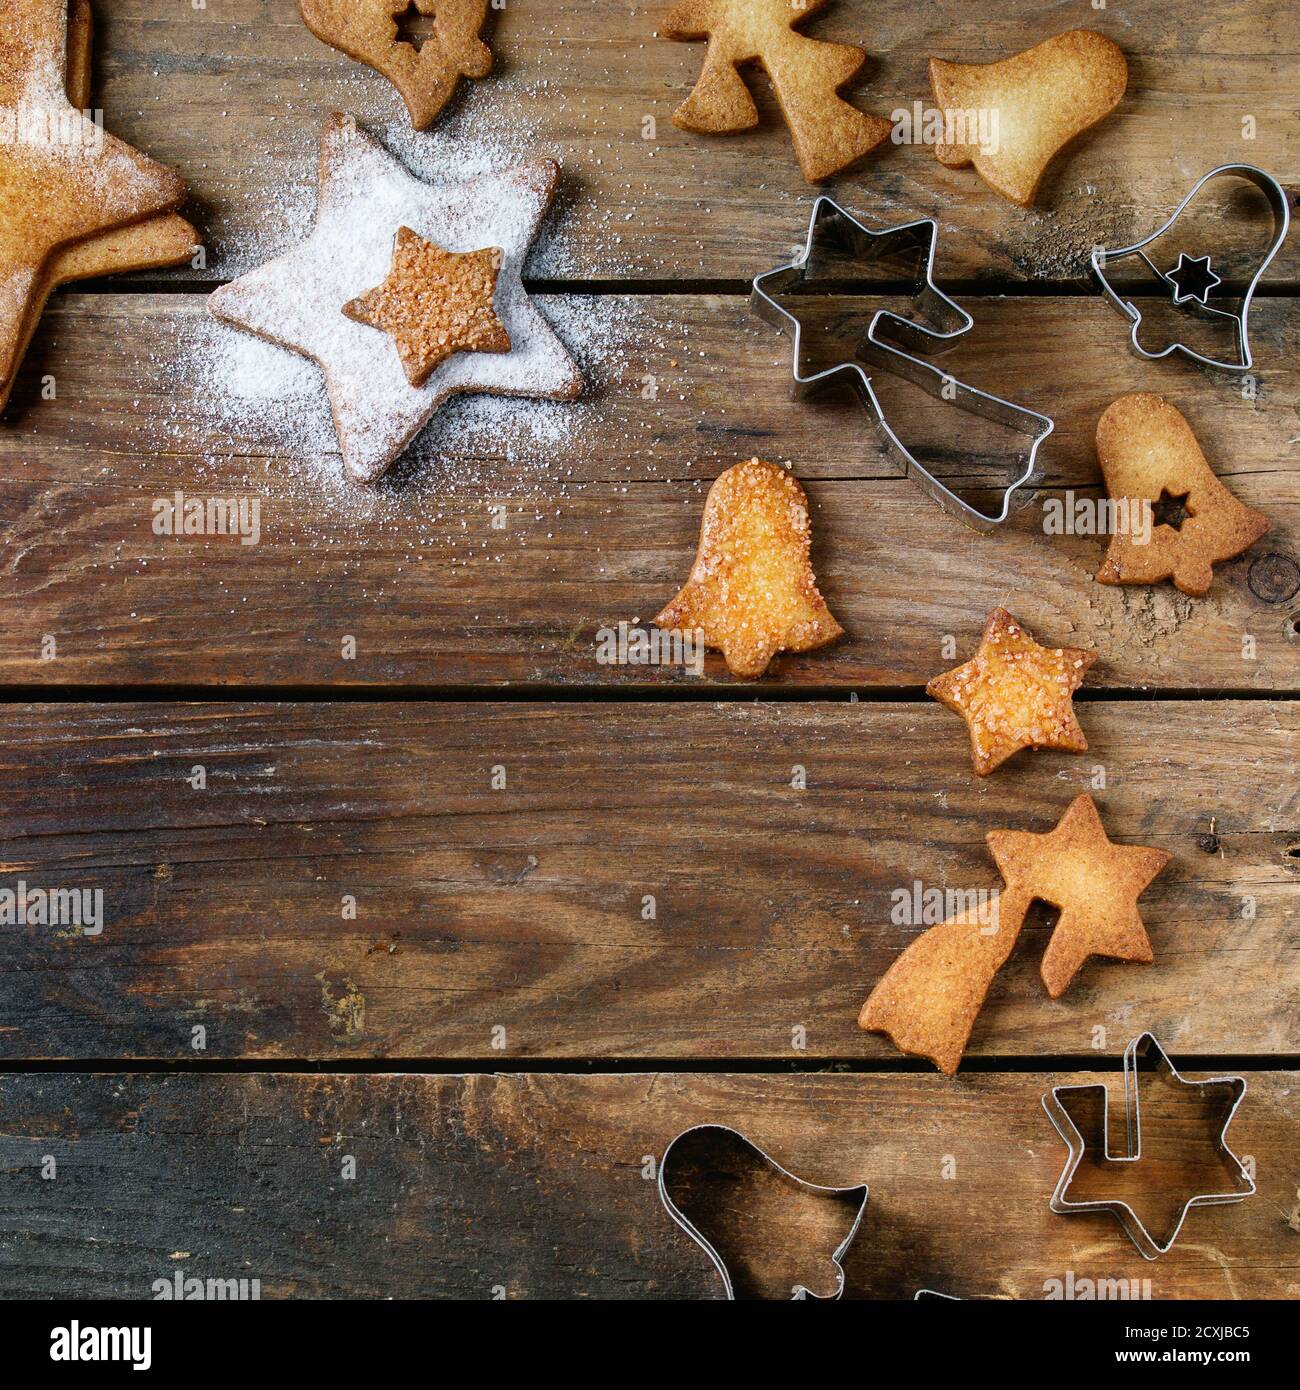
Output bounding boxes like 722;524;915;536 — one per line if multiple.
209;113;582;483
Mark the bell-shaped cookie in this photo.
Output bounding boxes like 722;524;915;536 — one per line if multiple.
929;29;1127;206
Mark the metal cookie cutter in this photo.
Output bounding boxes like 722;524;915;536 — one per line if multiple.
1043;1032;1255;1260
657;1123;868;1300
752;196;1054;534
1092;164;1291;372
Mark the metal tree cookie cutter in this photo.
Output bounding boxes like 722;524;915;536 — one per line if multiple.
1092;163;1291;373
751;196;1055;534
657;1123;868;1300
1042;1032;1255;1261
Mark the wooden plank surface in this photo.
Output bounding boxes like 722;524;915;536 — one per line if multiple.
1;701;1294;1061
0;1070;1295;1299
1;295;1296;689
89;0;1300;285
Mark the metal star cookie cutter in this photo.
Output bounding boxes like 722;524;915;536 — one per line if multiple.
751;196;1054;534
1042;1032;1255;1261
658;1123;868;1300
1092;164;1291;373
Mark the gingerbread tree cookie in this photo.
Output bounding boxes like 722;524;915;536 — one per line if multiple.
655;459;843;678
661;0;892;183
298;0;493;130
1095;394;1270;598
927;608;1096;776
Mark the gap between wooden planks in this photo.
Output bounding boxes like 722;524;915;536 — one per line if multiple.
0;295;1296;689
0;701;1294;1062
0;1071;1295;1298
88;0;1300;286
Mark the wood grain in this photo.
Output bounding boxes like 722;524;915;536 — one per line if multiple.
86;0;1300;286
0;701;1294;1061
1;295;1296;689
0;1070;1295;1299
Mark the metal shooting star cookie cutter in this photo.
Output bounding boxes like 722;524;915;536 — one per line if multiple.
751;196;1054;534
657;1123;868;1300
1092;163;1291;373
1042;1031;1255;1261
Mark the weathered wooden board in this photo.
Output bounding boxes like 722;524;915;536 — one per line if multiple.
0;701;1294;1061
0;1071;1295;1299
1;295;1296;689
89;0;1300;286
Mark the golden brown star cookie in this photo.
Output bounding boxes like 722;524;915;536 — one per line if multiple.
1095;393;1270;599
929;29;1127;207
0;0;189;398
927;608;1096;776
342;227;510;387
0;0;200;415
298;0;492;130
654;458;843;678
661;0;892;183
987;794;1172;999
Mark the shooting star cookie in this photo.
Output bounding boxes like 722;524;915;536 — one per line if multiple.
860;795;1172;1073
929;29;1127;206
298;0;493;130
1095;394;1270;598
661;0;892;183
927;608;1096;776
654;458;843;678
209;115;582;483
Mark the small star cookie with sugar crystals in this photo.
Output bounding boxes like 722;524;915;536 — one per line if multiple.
344;228;510;387
654;458;843;678
927;608;1096;775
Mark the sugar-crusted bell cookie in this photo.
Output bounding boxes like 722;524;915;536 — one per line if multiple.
654;458;843;678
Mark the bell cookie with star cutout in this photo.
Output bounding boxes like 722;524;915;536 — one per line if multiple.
1095;394;1270;598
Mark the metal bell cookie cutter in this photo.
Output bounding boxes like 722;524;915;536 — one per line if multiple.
752;195;1054;534
1043;1032;1255;1260
1092;163;1291;372
658;1123;868;1300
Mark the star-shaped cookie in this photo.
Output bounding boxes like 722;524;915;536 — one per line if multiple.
988;794;1172;998
927;608;1096;775
208;114;582;483
343;229;510;386
0;0;188;396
